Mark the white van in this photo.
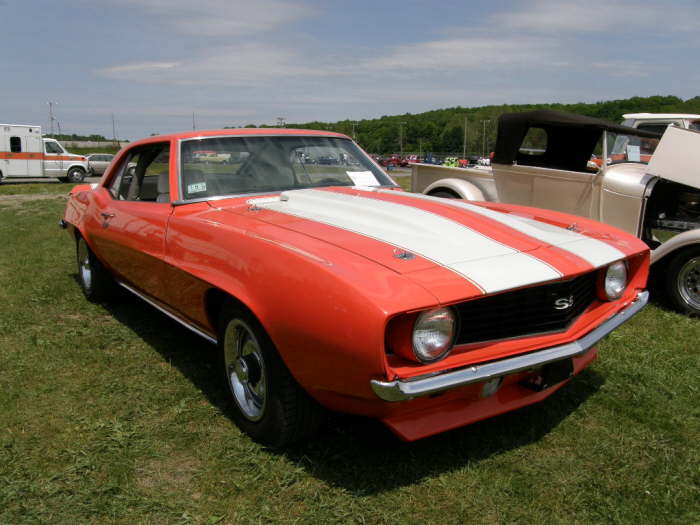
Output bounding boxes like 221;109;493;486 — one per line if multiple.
0;124;89;183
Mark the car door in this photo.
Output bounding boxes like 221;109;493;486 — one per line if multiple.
492;126;600;219
43;140;65;177
89;142;172;301
5;135;28;177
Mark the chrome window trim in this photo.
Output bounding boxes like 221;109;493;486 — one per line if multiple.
176;135;398;204
371;290;649;402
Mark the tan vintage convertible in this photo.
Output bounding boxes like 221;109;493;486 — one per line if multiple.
412;110;700;315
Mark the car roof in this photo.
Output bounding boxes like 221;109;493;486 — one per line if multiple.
494;110;661;171
622;113;700;120
127;128;350;148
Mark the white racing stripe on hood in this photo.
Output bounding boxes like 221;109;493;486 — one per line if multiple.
374;189;625;268
252;189;562;293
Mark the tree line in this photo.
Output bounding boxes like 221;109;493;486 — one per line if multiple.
243;95;700;156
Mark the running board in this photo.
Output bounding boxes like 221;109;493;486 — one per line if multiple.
117;281;218;345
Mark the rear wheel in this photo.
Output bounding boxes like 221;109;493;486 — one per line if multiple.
66;167;86;183
665;247;700;316
218;304;323;447
76;236;114;302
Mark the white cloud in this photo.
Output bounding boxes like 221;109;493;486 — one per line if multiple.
495;0;683;33
360;36;561;72
96;34;562;88
96;44;327;85
116;0;313;35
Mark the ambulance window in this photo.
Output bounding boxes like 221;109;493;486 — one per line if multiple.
45;141;63;154
10;137;21;153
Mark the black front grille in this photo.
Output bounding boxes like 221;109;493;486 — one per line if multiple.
454;271;598;345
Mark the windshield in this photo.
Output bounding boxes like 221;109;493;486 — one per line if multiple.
179;135;394;201
609;132;660;163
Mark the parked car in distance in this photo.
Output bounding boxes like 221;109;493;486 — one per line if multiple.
86;154;115;176
412;110;700;315
62;128;649;446
621;113;700;135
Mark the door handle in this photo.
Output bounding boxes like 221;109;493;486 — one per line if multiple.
100;212;115;219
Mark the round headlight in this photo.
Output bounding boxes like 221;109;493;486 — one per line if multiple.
604;261;628;300
412;307;456;363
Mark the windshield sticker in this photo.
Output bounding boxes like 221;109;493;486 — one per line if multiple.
346;171;379;186
188;182;207;194
626;145;641;162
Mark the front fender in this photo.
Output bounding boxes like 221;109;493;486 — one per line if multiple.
423;178;486;201
651;228;700;264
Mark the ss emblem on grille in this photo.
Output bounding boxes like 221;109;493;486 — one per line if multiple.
554;295;574;310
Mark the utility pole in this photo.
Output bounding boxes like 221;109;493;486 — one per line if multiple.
419;138;423;160
351;121;358;141
47;101;57;136
192;112;196;131
111;113;117;146
276;117;286;128
399;121;407;156
463;115;468;159
481;119;490;158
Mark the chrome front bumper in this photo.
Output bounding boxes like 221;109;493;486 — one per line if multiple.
371;291;649;402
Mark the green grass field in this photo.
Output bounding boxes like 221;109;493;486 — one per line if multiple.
0;187;698;524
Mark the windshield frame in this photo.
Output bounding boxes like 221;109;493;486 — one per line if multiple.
174;133;397;205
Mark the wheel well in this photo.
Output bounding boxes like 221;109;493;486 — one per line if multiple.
204;288;253;333
428;188;460;198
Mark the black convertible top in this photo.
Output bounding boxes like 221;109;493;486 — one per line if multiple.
493;110;662;172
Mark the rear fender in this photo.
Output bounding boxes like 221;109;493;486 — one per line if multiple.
423;178;486;201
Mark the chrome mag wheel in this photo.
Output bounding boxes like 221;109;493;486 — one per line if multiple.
77;238;93;293
223;319;267;421
677;256;700;311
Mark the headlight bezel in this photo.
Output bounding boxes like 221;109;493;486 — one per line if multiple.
411;307;457;363
601;260;629;301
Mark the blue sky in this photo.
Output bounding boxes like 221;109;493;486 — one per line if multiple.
2;0;699;139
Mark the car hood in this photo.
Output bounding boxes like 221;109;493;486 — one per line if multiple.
215;187;629;298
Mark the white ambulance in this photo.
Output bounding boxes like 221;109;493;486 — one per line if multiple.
0;124;89;183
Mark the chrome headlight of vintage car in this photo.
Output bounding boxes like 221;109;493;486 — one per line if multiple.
603;261;628;300
412;307;456;363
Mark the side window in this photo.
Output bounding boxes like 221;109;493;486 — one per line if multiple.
107;143;170;202
636;123;669;135
519;127;547;155
44;141;63;154
10;137;22;152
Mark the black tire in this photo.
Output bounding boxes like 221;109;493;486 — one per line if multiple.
429;189;460;199
218;304;323;447
665;246;700;316
76;236;114;302
66;167;86;183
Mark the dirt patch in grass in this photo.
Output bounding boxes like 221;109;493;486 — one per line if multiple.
137;454;200;492
0;194;69;212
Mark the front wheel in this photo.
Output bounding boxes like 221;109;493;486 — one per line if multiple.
66;167;86;183
218;305;323;447
76;236;114;302
665;247;700;316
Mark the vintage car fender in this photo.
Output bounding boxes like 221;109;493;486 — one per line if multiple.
423;178;486;201
651;228;700;264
